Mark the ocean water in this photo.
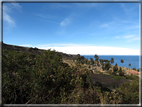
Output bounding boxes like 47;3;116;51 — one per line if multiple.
83;55;140;69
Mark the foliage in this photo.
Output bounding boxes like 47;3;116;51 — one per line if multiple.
113;64;118;73
112;76;122;80
99;59;104;65
94;54;99;62
110;58;114;64
116;81;139;104
124;75;139;81
118;67;124;76
129;63;131;67
104;62;111;70
90;58;94;65
120;59;124;64
89;65;91;69
2;48;139;104
133;67;136;70
76;55;85;64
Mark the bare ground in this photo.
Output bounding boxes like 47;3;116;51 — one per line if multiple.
90;73;133;91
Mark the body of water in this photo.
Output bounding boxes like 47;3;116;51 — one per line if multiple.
83;55;140;69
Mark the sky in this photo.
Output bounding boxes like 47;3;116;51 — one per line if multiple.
3;2;140;55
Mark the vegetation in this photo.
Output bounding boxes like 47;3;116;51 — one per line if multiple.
129;60;131;72
120;59;124;67
113;63;118;73
118;67;124;76
110;58;114;73
112;75;122;80
133;67;136;70
94;54;99;62
2;47;139;104
104;62;111;70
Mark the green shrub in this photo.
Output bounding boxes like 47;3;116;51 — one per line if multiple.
112;76;122;80
2;48;139;104
113;64;118;72
2;49;96;104
116;81;139;104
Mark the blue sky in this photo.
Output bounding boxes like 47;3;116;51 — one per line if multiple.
3;2;140;55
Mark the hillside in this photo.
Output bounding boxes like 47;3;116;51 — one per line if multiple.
2;42;80;60
2;42;139;104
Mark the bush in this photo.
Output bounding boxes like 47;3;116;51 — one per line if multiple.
133;67;136;70
113;64;118;72
118;67;124;76
119;71;124;76
116;81;139;104
2;49;96;104
112;76;122;80
2;48;139;104
104;62;111;70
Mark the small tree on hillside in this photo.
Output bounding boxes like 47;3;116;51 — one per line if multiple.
90;58;94;65
129;61;131;72
94;54;99;64
90;58;94;69
111;58;114;72
113;63;118;73
89;64;91;69
121;59;124;67
119;67;124;76
105;61;111;70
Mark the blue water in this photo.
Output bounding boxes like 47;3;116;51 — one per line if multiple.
83;55;140;69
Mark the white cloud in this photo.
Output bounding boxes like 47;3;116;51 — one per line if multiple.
34;44;139;55
3;12;15;26
100;24;108;28
60;18;71;26
3;3;22;27
34;13;54;19
127;37;140;42
20;44;32;47
11;3;22;8
115;35;139;42
123;35;134;38
3;5;11;12
75;3;99;8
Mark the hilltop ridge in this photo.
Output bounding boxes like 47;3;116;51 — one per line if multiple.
2;42;80;60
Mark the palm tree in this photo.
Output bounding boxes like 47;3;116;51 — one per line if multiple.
120;59;124;67
94;54;99;66
129;60;131;72
110;58;114;72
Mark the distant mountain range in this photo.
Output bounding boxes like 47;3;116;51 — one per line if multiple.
1;42;80;60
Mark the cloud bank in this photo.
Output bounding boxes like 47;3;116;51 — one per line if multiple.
27;44;140;55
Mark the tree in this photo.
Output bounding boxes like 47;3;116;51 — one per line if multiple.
85;59;88;64
90;58;94;65
119;67;124;76
89;65;91;69
110;58;114;72
120;59;124;67
77;55;85;64
133;67;136;70
99;59;104;65
94;54;99;63
129;60;131;72
113;63;118;73
104;61;111;70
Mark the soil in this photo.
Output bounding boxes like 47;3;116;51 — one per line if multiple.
90;73;133;91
